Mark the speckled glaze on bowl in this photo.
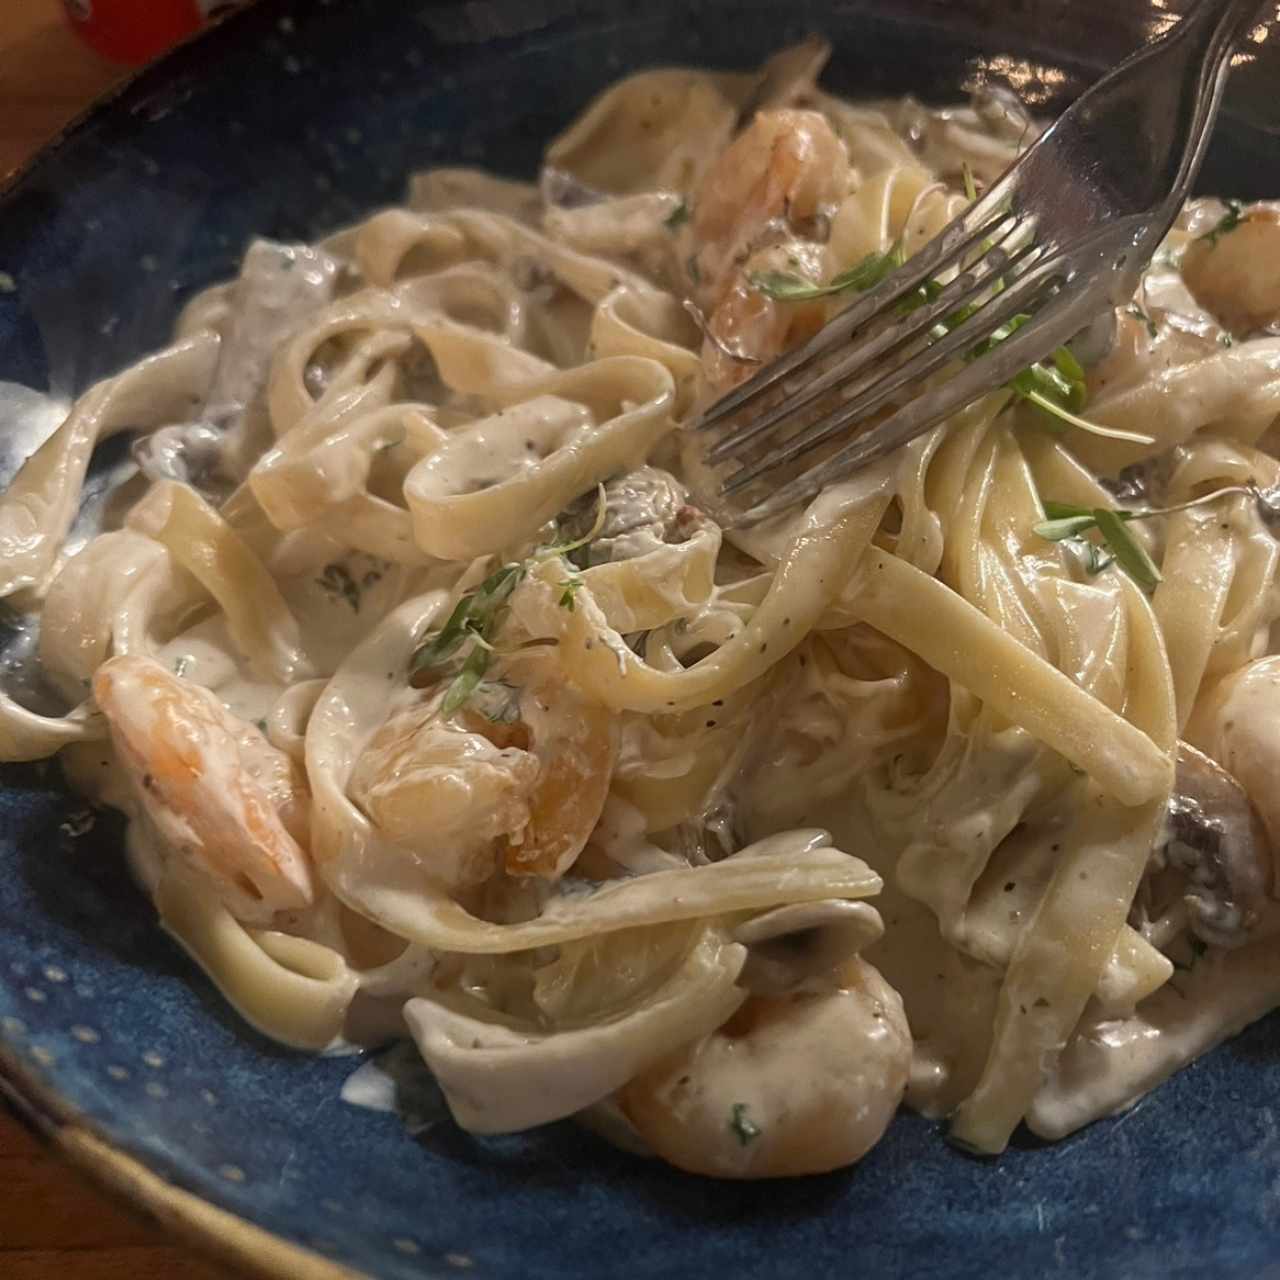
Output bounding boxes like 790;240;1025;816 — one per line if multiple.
3;3;1280;1277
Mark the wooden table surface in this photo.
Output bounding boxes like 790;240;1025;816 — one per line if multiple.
1;6;234;1278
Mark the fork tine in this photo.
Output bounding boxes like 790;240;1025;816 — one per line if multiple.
725;268;1110;528
691;206;1021;434
718;244;1057;496
706;231;1037;469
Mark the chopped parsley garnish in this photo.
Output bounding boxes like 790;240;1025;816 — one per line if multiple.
664;199;691;231
172;654;192;679
1199;198;1244;248
316;562;363;613
729;1102;762;1146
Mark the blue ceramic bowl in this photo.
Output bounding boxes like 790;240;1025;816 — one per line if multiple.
4;3;1280;1277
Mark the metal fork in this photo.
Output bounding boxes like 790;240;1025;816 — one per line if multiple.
695;0;1269;527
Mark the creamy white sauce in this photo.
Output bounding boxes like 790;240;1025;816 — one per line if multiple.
412;395;593;496
155;617;280;725
1030;938;1280;1139
20;59;1280;1169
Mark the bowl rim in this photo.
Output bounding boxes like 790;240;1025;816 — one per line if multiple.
3;4;1278;1277
0;1041;360;1279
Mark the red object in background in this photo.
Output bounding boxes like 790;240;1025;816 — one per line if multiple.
62;0;246;66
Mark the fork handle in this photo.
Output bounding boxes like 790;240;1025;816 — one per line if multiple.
1157;0;1274;203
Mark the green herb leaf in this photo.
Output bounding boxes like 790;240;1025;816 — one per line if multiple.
558;576;584;611
971;312;1031;358
1019;388;1155;444
1052;345;1087;406
1008;360;1074;406
1042;500;1095;521
1199;198;1244;247
408;491;609;710
441;644;492;716
729;1102;762;1147
962;161;978;204
749;245;902;302
1033;514;1101;541
664;199;690;231
410;562;526;682
1093;507;1162;593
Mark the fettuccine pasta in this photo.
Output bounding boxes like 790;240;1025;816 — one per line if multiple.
6;41;1280;1177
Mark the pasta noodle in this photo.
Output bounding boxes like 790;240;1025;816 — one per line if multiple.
4;41;1280;1176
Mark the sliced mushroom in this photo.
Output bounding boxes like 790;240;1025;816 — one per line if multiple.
131;423;227;492
1157;741;1274;949
734;899;883;996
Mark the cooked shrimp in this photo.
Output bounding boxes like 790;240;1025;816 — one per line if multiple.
1181;203;1280;334
92;655;313;922
690;108;850;304
621;955;911;1178
348;663;616;886
1188;654;1280;862
348;694;539;890
505;664;617;878
700;241;829;398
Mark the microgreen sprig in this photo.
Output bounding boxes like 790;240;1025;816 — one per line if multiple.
747;238;1153;446
748;244;904;303
1033;482;1280;594
409;486;607;713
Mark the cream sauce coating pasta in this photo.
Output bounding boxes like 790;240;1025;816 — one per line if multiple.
4;40;1280;1174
